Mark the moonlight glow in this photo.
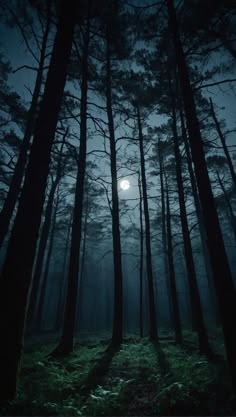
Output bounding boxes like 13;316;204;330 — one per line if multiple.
120;179;130;190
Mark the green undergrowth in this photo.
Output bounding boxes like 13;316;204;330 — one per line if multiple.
1;336;235;416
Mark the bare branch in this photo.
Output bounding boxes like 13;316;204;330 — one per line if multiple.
194;78;236;91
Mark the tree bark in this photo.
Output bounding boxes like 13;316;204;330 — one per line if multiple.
76;190;89;332
106;37;123;346
179;107;220;326
52;12;89;355
138;173;144;338
168;68;210;354
34;193;59;330
137;106;158;341
167;0;236;392
165;180;182;344
158;138;173;328
0;0;76;400
27;136;66;325
54;212;72;332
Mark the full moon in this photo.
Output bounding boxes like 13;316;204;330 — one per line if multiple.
120;179;130;190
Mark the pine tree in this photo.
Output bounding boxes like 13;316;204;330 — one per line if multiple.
0;0;76;399
167;0;236;393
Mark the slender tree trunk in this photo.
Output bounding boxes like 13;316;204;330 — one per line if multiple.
27;179;58;325
165;180;182;344
167;0;236;392
106;37;123;346
76;191;89;331
52;14;89;356
158;138;173;328
180;108;220;325
209;97;236;191
168;69;210;354
0;0;75;400
137;106;158;341
0;6;51;249
34;195;58;330
138;173;144;338
54;212;72;332
27;137;66;325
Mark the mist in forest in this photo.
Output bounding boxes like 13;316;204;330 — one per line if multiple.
0;0;236;414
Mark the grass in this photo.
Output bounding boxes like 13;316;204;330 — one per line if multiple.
1;333;235;416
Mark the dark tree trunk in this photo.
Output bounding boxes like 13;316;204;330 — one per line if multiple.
28;136;65;325
138;173;144;338
179;108;220;325
209;97;236;191
167;0;236;392
106;38;123;346
165;180;182;345
0;0;75;400
54;212;72;332
158;138;173;328
27;179;58;325
76;191;89;332
137;106;158;342
168;69;210;354
52;14;90;356
0;6;51;249
34;195;58;330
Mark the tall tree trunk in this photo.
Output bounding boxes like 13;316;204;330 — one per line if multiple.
28;136;66;325
165;179;182;344
54;212;72;332
106;37;123;346
137;106;158;341
27;178;58;325
0;0;75;400
76;191;89;332
0;5;51;249
34;195;58;331
158;138;173;328
138;173;144;338
52;13;90;356
167;0;236;392
179;108;220;326
168;69;210;354
209;97;236;191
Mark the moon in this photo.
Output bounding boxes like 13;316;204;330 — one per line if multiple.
120;179;130;190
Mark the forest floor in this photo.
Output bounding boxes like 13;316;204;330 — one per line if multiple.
1;330;236;416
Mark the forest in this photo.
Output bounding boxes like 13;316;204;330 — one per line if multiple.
0;0;236;415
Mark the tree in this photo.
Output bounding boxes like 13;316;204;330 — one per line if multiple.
0;0;76;400
137;106;158;341
166;0;236;393
157;138;173;329
34;188;60;330
100;1;131;346
52;7;90;355
179;107;220;325
0;3;52;248
138;172;144;338
165;176;182;344
105;32;123;346
27;133;68;326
